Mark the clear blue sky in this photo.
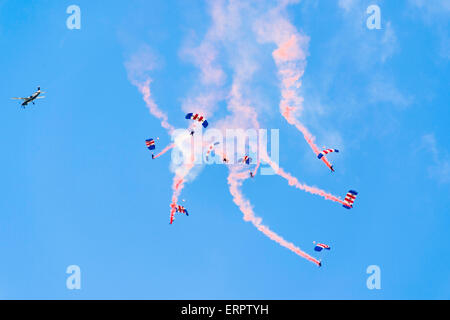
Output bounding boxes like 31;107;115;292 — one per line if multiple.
0;0;449;299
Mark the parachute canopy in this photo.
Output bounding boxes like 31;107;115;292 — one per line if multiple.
239;156;252;165
145;138;156;151
318;149;339;159
343;190;358;209
185;113;208;128
314;243;331;252
175;205;189;216
170;203;189;224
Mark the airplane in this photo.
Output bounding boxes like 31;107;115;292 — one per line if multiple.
11;87;45;108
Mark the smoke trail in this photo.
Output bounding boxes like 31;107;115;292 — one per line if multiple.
171;163;194;205
166;130;202;222
125;49;175;133
152;143;175;159
126;49;190;222
261;152;344;204
253;3;321;156
228;167;321;266
251;159;261;177
133;79;175;133
274;41;321;156
212;133;343;204
169;160;195;222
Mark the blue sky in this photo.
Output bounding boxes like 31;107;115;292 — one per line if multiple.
0;0;449;299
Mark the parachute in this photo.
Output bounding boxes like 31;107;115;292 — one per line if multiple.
170;203;189;224
185;113;209;128
145;138;156;151
342;190;358;209
314;243;331;252
176;205;189;216
238;156;252;165
318;149;339;159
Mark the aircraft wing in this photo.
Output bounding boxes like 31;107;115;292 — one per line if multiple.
35;96;45;99
11;97;27;100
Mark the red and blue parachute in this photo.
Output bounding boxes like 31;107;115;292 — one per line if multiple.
318;149;339;159
185;113;209;128
342;190;358;209
145;139;156;151
239;155;252;165
314;243;331;252
176;205;189;216
170;203;189;224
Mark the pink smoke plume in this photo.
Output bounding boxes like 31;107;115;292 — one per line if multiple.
152;143;175;159
253;5;321;156
125;46;175;133
275;44;321;156
251;159;261;177
261;152;344;204
133;79;175;133
228;167;321;266
169;159;195;223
